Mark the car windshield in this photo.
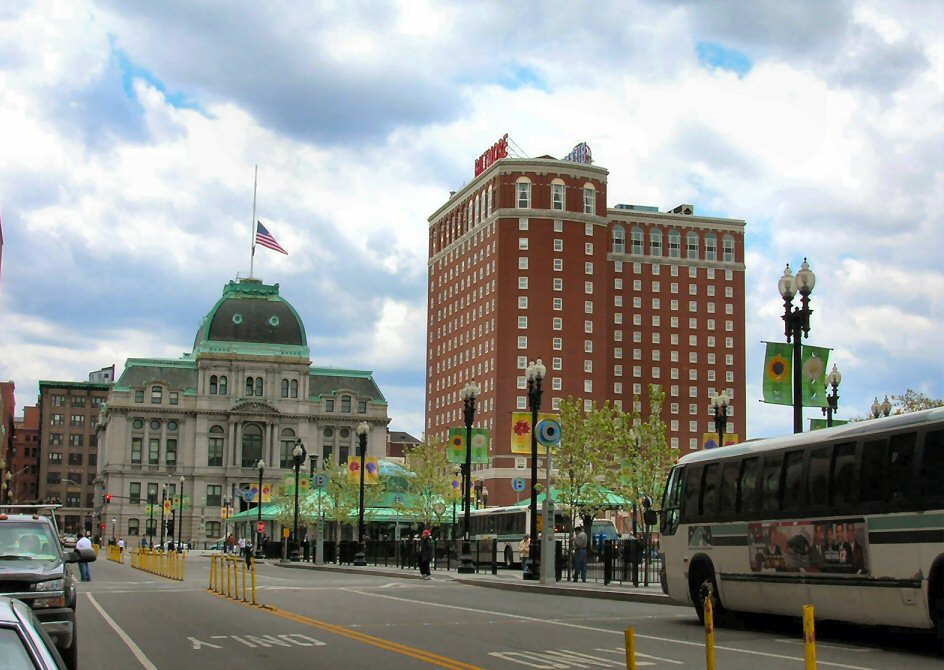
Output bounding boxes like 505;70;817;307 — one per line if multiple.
0;523;59;561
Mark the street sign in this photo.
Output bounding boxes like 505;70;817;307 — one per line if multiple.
257;521;265;533
282;528;290;538
313;473;329;489
511;477;526;492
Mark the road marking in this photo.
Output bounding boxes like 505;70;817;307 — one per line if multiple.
342;588;881;670
775;638;871;652
489;649;651;668
594;647;684;664
86;594;158;670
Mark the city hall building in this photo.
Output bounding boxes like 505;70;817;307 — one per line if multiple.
425;138;747;506
95;277;389;546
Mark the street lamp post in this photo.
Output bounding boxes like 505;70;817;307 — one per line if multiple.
823;364;842;427
458;379;480;574
159;485;167;550
148;493;155;548
255;460;265;559
710;391;730;447
354;422;370;567
525;358;546;581
111;518;116;543
871;395;892;419
308;454;323;565
778;259;816;434
177;475;185;552
290;441;306;562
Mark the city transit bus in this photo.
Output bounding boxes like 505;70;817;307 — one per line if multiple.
659;407;943;643
467;505;572;567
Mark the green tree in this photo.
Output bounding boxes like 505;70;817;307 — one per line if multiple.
401;437;453;529
892;389;944;413
556;396;612;530
318;457;387;543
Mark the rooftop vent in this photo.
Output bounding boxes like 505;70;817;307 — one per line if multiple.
615;203;659;212
671;204;694;215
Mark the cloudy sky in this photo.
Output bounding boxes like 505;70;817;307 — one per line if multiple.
1;1;941;440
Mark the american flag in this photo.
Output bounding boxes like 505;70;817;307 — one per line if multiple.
255;221;287;255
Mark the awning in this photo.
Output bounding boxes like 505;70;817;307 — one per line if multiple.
512;485;630;508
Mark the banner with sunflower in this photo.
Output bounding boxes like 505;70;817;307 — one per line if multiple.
446;427;489;464
762;342;793;405
800;345;831;407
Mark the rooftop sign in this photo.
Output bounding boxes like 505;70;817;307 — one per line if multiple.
563;142;592;164
474;133;509;176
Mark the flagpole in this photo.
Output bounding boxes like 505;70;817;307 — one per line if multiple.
250;165;258;278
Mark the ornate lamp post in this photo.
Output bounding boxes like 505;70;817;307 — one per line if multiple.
823;364;842;427
525;358;546;581
457;379;480;574
871;395;892;419
710;390;730;448
778;259;816;434
111;517;116;543
177;475;185;552
147;490;155;548
255;460;265;559
354;422;370;566
159;484;167;550
290;441;306;562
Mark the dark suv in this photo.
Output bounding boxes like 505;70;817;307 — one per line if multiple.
0;506;96;669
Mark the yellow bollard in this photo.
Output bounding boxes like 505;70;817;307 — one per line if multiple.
181;551;187;582
804;604;817;669
241;559;247;602
226;556;233;598
624;627;636;670
251;558;257;605
704;594;716;670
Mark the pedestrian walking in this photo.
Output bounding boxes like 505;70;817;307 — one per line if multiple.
572;526;588;582
245;539;254;566
76;533;92;582
117;537;125;560
418;530;434;579
519;534;531;574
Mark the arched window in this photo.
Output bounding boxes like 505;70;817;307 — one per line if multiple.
487;185;493;216
583;185;596;214
705;233;717;261
208;425;224;466
151;386;162;404
612;224;625;253
209;375;218;395
241;424;263;467
723;235;735;262
686;231;699;259
341;395;352;413
281;379;289;398
279;428;296;468
631;227;644;255
246;377;254;396
650;228;663;256
254;377;263;397
668;230;681;258
516;178;531;208
290;379;298;398
551;179;565;210
219;375;228;395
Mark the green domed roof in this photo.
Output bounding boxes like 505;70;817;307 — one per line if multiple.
192;278;309;357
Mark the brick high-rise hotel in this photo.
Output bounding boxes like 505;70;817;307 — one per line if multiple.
426;138;746;507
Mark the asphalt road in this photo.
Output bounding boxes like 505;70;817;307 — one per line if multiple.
75;553;942;670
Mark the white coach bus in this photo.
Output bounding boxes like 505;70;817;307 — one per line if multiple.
659;407;943;644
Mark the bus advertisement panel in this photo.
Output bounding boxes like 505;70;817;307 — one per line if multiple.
747;518;869;574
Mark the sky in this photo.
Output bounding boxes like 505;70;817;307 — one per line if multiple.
1;1;942;441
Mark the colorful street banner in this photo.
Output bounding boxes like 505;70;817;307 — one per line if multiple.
801;345;831;408
701;433;739;450
809;418;849;431
762;342;793;406
163;499;173;513
510;412;560;454
281;476;311;495
246;484;273;503
348;457;380;485
446;428;490;464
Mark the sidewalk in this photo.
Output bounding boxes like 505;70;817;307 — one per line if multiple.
269;560;670;605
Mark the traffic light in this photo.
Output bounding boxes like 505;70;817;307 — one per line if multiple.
103;494;112;504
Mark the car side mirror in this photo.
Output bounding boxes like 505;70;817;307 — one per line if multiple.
65;547;97;564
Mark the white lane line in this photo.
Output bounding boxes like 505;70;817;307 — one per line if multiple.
776;638;872;652
593;647;685;664
86;593;158;670
341;588;880;670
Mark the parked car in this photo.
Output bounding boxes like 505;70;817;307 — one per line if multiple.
0;596;66;669
0;505;96;669
59;534;77;548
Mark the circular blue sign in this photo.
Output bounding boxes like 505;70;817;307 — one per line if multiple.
512;477;526;492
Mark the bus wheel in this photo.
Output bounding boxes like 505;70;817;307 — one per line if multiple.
689;563;725;626
504;546;514;568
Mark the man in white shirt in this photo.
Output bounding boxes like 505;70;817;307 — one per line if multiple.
75;533;92;581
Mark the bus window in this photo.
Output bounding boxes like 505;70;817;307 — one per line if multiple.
737;457;759;515
760;454;783;514
918;429;943;508
718;461;739;514
781;450;804;512
886;432;917;506
858;439;887;507
681;466;701;523
830;442;856;509
700;464;719;518
806;446;830;510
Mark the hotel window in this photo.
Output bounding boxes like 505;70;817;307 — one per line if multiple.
652;332;661;344
583;186;596;214
585;242;593;255
584;340;593;353
552;377;562;390
518;277;528;289
689;334;698;346
52;395;65;407
614;383;623;394
488;186;493;215
552;317;563;330
726;320;734;331
668;230;681;258
584;300;593;313
708;303;715;314
518;257;528;269
517;336;528;349
652;280;660;291
518;237;528;250
652;298;660;309
518;296;528;309
551;181;565;210
552;398;562;410
614;330;622;341
707;268;715;280
585;262;593;274
553;259;563;271
653;367;661;378
689;301;697;312
723;235;735;262
70;434;83;447
553;278;563;291
584;320;593;334
70;414;84;427
614;347;623;359
708;370;716;382
671;368;679;379
634;331;642;341
614;313;623;324
671;385;679;396
552;357;562;370
517;396;527;409
553;298;562;310
554;220;563;232
615;278;623;290
612;225;625;253
585;223;594;235
652;315;660;326
708;336;716;346
633;366;642;377
553;239;563;252
686;231;699;259
631;227;644;255
705;233;717;261
726;303;734;314
726;371;735;382
517;376;527;389
50;433;62;445
652;351;660;361
671;300;679;311
726;354;734;365
689;284;698;295
614;365;623;377
633;297;642;308
689;386;699;398
585;282;593;295
650;228;663;256
517;356;528;369
633;349;642;360
516;180;531;208
48;452;62;464
518;316;528;329
670;282;678;294
584;380;593;393
726;269;733;280
615;261;623;272
690;266;698;278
